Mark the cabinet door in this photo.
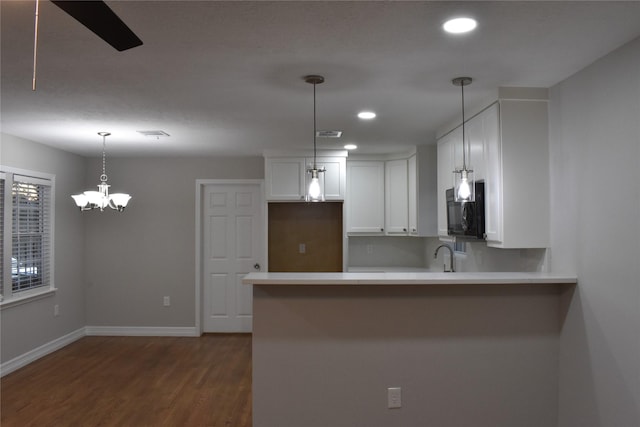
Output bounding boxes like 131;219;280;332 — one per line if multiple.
408;155;417;235
385;159;408;235
467;112;485;182
265;157;305;200
481;103;502;243
346;161;384;233
436;128;459;238
306;157;346;200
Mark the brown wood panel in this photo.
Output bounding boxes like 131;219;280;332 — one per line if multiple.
268;202;343;272
0;334;251;427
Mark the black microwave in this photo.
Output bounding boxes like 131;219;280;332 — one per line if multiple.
446;181;485;239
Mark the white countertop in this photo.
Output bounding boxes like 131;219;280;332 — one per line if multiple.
243;272;578;286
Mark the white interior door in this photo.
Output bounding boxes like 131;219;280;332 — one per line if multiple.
203;183;263;332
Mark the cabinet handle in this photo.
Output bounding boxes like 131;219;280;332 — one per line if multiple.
403;228;407;232
381;228;384;232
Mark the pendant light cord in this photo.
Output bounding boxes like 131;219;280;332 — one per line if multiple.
32;0;40;91
313;80;317;169
461;81;466;171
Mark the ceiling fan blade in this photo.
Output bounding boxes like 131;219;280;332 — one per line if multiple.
51;1;143;51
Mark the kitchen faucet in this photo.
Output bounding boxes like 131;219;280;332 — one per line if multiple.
434;244;455;272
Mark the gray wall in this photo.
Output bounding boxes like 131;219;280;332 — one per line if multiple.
0;134;86;362
549;37;640;426
83;156;263;327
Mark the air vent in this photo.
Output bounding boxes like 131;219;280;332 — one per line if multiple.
316;130;342;138
137;130;170;137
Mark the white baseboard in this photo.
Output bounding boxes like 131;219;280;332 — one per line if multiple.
85;326;199;337
0;327;86;378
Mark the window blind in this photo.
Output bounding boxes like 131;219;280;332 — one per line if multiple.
11;175;52;293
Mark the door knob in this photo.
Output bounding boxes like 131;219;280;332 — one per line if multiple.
254;263;261;270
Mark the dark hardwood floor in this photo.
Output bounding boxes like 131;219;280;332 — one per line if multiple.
0;334;252;427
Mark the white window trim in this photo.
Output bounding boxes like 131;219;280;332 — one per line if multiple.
0;166;56;308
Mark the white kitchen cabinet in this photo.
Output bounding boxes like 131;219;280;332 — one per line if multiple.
265;157;306;200
483;100;549;248
436;127;459;239
304;157;346;200
265;156;346;201
408;145;438;236
408;155;418;234
437;97;549;248
385;159;409;234
347;148;437;237
346;161;385;233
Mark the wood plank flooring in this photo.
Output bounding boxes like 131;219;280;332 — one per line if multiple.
0;334;252;427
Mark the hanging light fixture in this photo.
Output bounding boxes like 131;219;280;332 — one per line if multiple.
452;77;474;202
304;75;326;202
71;132;131;212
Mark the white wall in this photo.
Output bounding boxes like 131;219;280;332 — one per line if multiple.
0;134;86;363
549;37;640;426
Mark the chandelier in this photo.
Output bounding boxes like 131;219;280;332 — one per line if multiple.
71;132;131;212
304;75;326;202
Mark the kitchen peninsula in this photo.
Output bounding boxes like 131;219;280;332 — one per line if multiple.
243;272;577;427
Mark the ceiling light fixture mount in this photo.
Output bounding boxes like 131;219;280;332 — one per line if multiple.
452;76;474;202
71;132;131;212
304;75;326;202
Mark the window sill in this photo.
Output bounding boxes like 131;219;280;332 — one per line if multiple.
0;288;57;310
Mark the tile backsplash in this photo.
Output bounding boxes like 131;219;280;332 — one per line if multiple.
348;236;548;272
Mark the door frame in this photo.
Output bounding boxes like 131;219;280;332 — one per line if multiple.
195;179;265;335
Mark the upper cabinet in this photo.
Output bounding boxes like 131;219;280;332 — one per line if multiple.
409;146;438;236
265;155;346;201
346;161;385;233
484;100;549;248
347;146;437;236
436;92;549;248
384;159;409;234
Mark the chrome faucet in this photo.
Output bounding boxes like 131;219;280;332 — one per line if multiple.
434;244;455;272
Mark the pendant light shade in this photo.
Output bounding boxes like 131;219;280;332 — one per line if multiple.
452;77;474;202
304;75;326;202
71;132;131;212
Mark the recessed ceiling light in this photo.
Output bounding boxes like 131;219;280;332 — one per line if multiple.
358;111;376;120
443;17;477;34
344;144;358;150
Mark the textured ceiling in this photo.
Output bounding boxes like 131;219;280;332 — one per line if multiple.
2;1;640;157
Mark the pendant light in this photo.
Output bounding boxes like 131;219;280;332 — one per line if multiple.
304;75;326;202
452;77;474;202
71;132;131;211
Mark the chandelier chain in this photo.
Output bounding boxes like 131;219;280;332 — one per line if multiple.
101;133;108;182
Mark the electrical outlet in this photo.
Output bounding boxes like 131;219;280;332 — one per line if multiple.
54;304;59;317
163;296;170;307
387;387;402;409
298;243;306;254
366;244;373;254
